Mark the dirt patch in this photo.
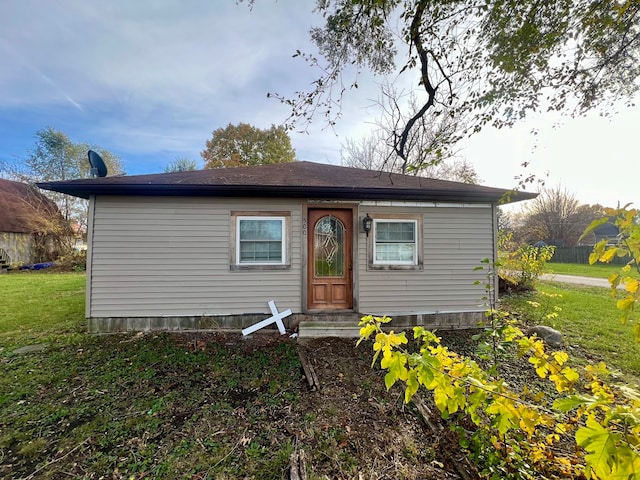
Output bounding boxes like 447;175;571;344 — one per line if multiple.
294;336;460;479
181;332;463;478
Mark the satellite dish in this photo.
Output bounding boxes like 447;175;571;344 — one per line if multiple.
87;150;108;178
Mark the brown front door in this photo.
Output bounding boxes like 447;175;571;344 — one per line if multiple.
307;209;353;310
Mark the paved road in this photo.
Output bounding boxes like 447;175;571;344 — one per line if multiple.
540;273;615;288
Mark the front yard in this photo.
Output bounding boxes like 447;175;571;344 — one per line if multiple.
0;273;456;479
2;271;639;478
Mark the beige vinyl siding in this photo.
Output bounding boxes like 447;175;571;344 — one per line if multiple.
358;205;494;314
89;196;302;317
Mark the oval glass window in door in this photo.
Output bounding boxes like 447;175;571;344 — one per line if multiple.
314;216;344;277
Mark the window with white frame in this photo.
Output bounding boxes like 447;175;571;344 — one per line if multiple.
236;216;285;265
373;219;418;265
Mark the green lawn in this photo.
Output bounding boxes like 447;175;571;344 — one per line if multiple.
502;281;640;378
0;272;308;478
0;272;86;352
546;262;639;279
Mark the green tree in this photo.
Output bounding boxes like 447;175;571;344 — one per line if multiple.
164;158;197;173
267;0;640;169
5;127;124;229
201;123;296;169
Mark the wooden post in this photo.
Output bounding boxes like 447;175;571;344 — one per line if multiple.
296;346;320;391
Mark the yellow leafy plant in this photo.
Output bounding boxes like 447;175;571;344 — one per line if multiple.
358;313;640;479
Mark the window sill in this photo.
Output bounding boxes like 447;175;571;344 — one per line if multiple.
367;264;423;271
230;264;291;272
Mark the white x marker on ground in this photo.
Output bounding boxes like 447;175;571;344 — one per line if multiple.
241;300;292;336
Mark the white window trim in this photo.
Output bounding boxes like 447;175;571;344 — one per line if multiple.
236;216;286;266
372;218;418;266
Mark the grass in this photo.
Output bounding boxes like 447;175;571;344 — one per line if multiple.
1;332;302;478
0;272;305;478
502;281;640;378
547;261;639;279
0;272;86;352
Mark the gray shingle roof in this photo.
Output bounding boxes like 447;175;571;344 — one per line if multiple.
37;161;537;204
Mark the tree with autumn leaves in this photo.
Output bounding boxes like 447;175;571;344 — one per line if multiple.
201;123;296;169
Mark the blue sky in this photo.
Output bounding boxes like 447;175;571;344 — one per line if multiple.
1;0;638;209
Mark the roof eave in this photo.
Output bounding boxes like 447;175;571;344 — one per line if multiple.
37;182;536;203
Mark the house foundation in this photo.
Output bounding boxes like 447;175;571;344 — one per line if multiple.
87;311;485;336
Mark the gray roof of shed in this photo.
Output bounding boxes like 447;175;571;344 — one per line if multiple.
37;161;537;204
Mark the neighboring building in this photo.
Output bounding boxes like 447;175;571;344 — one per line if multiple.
0;178;69;266
38;161;536;335
581;219;620;245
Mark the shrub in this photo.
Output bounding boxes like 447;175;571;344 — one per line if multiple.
54;251;87;272
499;245;555;292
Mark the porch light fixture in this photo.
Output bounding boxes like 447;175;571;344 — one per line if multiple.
362;213;373;237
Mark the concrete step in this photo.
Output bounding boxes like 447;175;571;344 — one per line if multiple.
297;321;361;338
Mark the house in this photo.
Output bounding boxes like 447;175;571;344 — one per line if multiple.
0;178;69;267
38;161;535;335
590;220;620;245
